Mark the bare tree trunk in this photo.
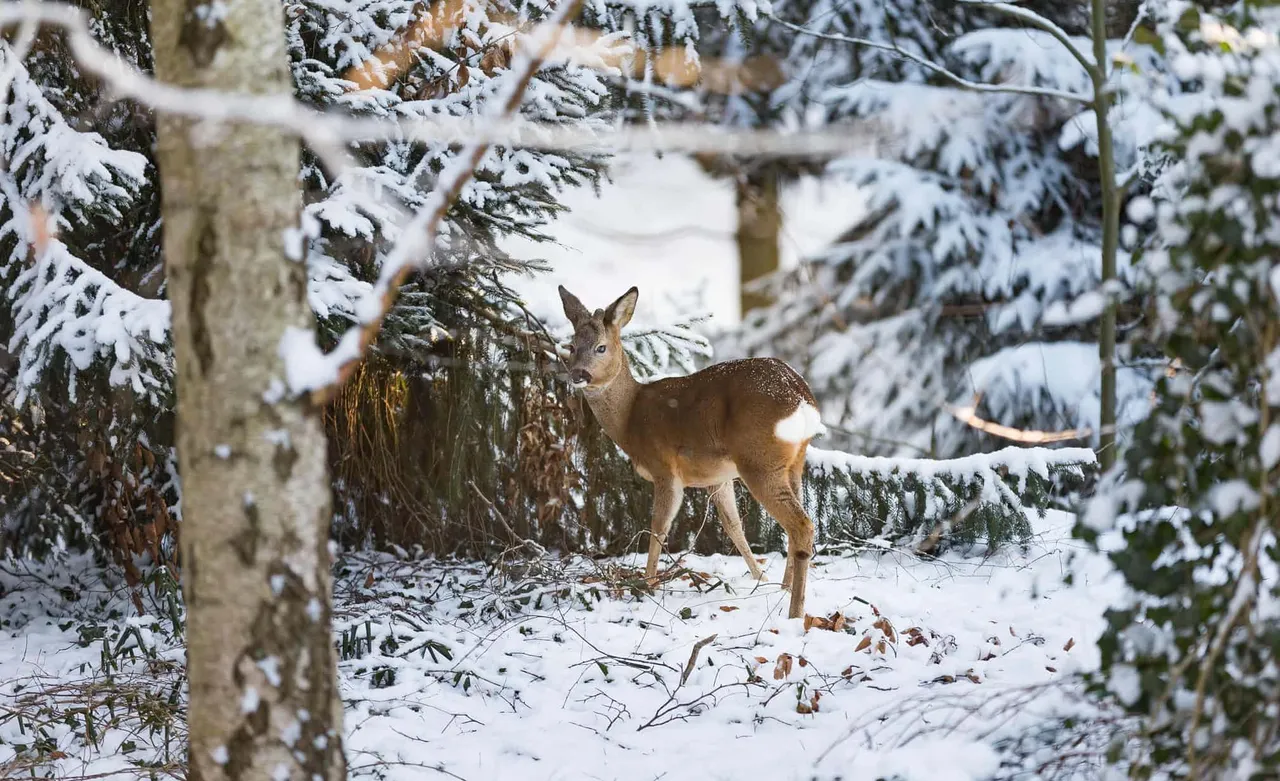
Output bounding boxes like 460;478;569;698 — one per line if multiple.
150;1;346;779
1091;0;1120;472
735;166;781;316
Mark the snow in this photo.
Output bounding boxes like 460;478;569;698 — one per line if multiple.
0;510;1122;780
500;153;865;330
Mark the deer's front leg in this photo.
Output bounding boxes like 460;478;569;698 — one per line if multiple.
645;478;684;580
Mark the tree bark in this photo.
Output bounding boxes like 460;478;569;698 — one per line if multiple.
1091;0;1120;472
735;166;781;317
150;1;346;779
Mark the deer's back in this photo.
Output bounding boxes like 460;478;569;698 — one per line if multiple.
624;358;820;486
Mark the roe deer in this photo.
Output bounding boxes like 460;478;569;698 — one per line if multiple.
558;285;825;620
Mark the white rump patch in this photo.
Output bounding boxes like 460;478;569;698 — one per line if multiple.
774;402;826;443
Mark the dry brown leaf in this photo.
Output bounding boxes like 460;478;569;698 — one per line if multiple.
768;628;779;635
979;652;997;662
364;571;375;588
773;653;793;680
754;656;769;664
795;701;814;714
1009;626;1018;637
855;635;872;653
964;669;982;684
841;666;855;679
798;656;809;668
804;614;825;632
831;612;847;632
872;617;897;644
1045;665;1058;672
1063;637;1076;652
719;605;740;612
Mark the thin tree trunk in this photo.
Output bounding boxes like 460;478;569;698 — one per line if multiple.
150;1;346;779
1091;0;1120;472
735;166;781;317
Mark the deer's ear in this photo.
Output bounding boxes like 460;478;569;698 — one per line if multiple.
604;287;638;330
558;285;590;326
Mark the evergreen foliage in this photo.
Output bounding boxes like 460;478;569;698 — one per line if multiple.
727;1;1166;459
1078;4;1280;776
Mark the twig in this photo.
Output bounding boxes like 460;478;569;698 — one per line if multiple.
681;633;718;686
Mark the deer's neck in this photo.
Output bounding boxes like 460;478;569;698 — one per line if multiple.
584;361;640;450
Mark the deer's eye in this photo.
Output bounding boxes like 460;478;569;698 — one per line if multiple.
595;344;607;354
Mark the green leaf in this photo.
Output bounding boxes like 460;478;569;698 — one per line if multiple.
1133;25;1166;56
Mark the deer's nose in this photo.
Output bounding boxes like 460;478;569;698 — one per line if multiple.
570;369;592;387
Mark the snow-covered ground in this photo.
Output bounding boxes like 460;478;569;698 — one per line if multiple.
0;510;1121;781
501;153;866;332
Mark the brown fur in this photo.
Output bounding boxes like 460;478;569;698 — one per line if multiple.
559;284;820;620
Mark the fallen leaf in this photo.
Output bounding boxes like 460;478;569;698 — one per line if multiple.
964;669;982;684
773;653;793;680
831;612;847;632
1063;637;1076;652
798;656;808;667
719;605;740;612
1045;665;1058;672
872;617;897;644
754;656;769;664
364;571;375;589
979;652;996;662
796;701;814;714
841;666;855;679
855;635;872;653
768;628;779;635
931;674;956;685
1009;626;1018;637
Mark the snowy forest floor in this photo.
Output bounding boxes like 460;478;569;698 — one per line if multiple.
0;509;1129;781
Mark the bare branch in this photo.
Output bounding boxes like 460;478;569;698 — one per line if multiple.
947;394;1093;444
771;16;1091;104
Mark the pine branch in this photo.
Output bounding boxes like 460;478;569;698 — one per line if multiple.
954;0;1098;81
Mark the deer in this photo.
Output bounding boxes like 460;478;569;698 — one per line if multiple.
558;284;825;620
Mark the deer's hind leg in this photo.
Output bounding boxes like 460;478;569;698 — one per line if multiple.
740;461;815;620
709;481;763;581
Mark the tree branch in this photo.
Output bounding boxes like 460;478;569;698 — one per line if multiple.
307;0;589;405
0;3;893;159
770;16;1091;104
955;0;1098;80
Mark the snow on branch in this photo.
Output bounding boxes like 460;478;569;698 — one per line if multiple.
953;0;1095;79
771;16;1091;104
289;0;593;405
802;443;1096;550
1;201;173;407
0;3;894;160
0;41;147;220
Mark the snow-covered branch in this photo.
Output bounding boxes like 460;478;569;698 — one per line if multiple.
0;3;892;160
955;0;1097;79
771;16;1092;104
292;0;593;405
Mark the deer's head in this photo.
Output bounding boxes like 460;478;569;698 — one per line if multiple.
558;285;638;392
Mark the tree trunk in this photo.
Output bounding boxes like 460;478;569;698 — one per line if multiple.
150;1;346;779
735;166;781;317
1091;0;1120;472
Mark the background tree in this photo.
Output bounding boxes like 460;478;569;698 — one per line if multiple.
725;0;1166;460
